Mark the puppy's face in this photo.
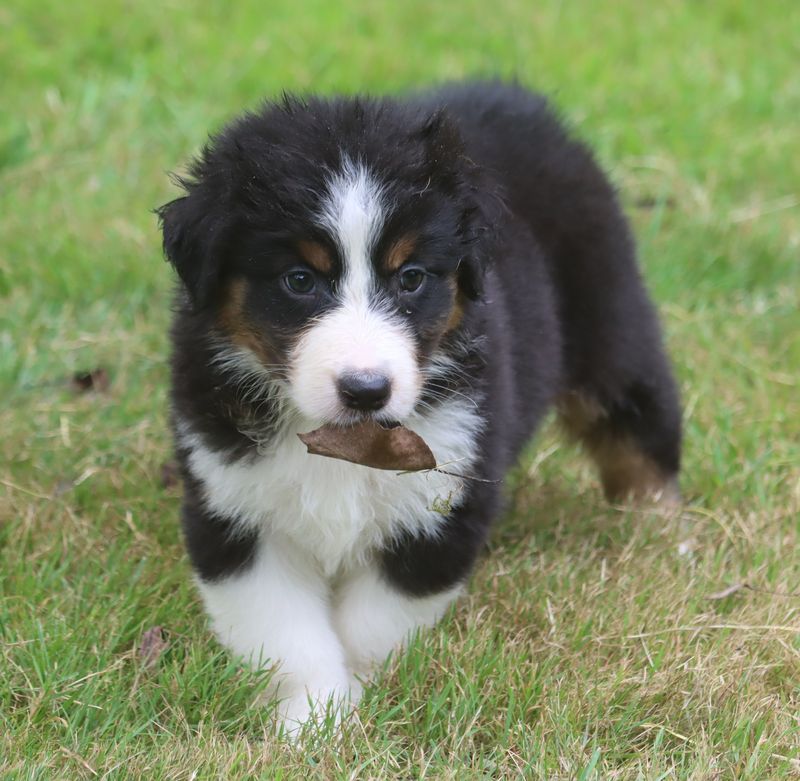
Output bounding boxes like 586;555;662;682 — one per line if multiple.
159;98;485;426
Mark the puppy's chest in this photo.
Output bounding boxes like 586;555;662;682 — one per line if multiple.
181;400;482;573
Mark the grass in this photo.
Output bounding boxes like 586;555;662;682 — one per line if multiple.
1;0;799;777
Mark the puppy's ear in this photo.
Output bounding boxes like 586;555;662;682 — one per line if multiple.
156;187;230;309
456;250;485;300
457;186;501;302
416;109;498;301
415;110;465;187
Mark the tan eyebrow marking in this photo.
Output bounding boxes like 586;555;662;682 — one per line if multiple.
384;234;417;272
297;240;333;274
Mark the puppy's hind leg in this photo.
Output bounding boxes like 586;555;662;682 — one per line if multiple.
558;369;682;506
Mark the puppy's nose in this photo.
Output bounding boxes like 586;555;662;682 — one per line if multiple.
337;371;392;411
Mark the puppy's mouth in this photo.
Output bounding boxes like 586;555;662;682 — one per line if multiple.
326;408;404;430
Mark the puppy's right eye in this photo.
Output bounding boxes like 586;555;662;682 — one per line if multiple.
284;270;316;294
399;268;425;293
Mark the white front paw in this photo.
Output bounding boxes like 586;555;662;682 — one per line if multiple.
273;677;363;738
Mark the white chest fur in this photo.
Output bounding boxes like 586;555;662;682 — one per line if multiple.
177;399;482;575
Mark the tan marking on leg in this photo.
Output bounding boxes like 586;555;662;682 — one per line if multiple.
383;234;416;273
558;391;681;506
297;240;332;275
557;390;606;439
591;438;681;505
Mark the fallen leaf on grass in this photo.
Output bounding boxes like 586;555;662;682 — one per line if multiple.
160;461;180;489
139;626;168;669
634;195;677;210
70;368;110;393
52;479;75;498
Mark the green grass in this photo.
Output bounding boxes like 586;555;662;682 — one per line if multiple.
2;0;799;778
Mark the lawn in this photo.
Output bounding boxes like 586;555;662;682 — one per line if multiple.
1;0;799;778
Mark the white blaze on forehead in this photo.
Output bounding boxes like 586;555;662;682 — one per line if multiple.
318;160;385;304
289;159;420;425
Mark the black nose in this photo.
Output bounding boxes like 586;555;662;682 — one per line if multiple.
337;371;392;411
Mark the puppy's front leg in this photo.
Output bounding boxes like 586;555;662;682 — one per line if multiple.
333;562;462;679
197;535;356;732
333;499;494;677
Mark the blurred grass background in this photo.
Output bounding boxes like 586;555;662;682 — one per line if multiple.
1;1;799;778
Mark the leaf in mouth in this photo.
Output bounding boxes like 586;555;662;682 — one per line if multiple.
297;420;436;471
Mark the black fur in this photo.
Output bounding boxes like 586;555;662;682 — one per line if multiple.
159;81;681;596
179;471;259;581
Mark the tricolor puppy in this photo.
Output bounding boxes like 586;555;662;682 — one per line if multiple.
157;81;681;732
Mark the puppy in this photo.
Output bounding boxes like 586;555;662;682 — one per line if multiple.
157;81;681;732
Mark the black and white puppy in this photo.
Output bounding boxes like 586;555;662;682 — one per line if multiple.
157;81;681;732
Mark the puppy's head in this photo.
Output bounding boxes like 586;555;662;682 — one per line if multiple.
158;96;491;426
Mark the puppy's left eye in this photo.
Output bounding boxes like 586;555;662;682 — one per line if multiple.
399;268;425;293
284;270;316;294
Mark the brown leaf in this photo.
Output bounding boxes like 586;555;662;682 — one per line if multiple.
52;478;75;497
160;460;180;489
139;626;168;668
70;368;110;393
298;420;436;472
634;195;676;210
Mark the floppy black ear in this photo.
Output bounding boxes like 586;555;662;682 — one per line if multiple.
456;250;485;300
456;184;501;302
415;109;466;188
416;109;497;301
156;188;231;309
